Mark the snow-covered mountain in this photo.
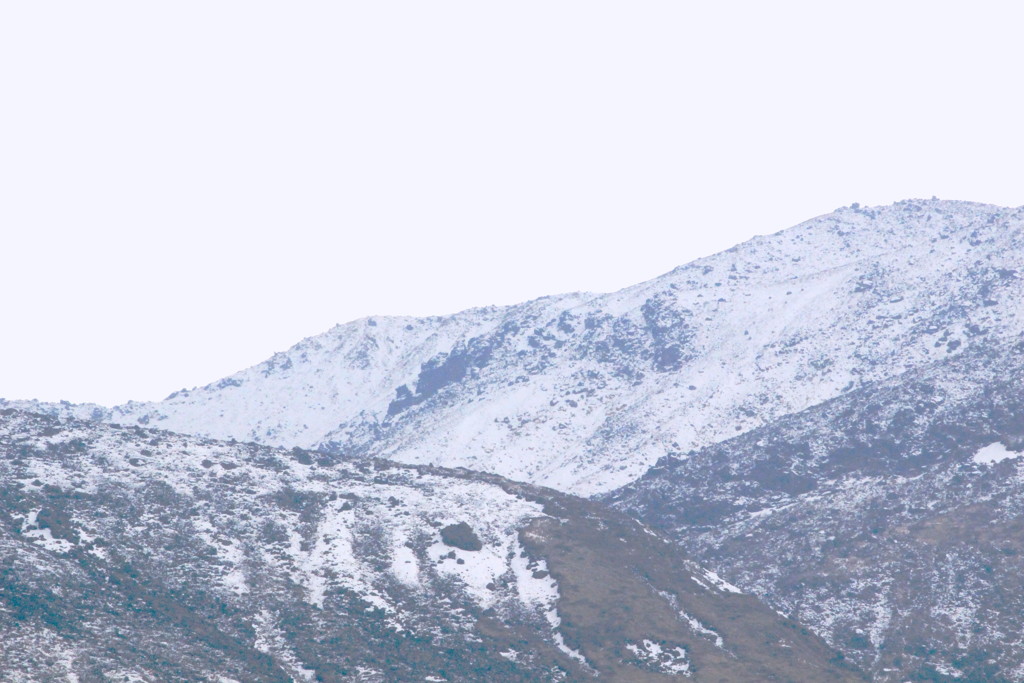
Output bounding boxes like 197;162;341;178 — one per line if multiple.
6;198;1024;680
13;199;1022;496
0;407;858;681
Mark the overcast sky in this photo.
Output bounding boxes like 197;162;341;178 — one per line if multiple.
2;1;1023;406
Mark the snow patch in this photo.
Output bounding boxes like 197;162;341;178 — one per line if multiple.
973;442;1021;465
253;610;317;682
546;608;596;674
390;539;420;587
702;569;742;594
680;610;724;649
657;589;725;648
626;639;691;676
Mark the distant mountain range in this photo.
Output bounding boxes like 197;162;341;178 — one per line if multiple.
5;198;1024;680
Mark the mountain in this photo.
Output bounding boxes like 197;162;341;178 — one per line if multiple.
0;407;860;681
607;340;1024;682
12;199;1022;497
6;198;1024;680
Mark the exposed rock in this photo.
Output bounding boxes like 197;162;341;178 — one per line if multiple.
440;522;483;551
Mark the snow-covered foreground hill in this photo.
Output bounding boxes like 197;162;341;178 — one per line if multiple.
11;199;1023;496
0;408;859;681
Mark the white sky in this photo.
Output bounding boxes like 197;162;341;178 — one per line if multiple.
2;1;1023;406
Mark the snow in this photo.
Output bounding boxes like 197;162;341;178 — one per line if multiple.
429;536;509;608
509;545;558;607
552;630;592;672
20;510;76;554
545;607;595;673
702;569;742;594
253;611;317;682
680;610;724;649
283;500;395;615
0;411;607;676
390;539;420;587
657;589;725;648
973;442;1020;465
626;639;691;676
100;673;149;683
192;519;249;595
23;526;75;555
226;459;565;632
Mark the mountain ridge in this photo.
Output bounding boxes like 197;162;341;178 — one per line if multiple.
6;198;1022;496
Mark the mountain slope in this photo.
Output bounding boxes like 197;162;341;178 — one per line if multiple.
8;200;1023;496
607;339;1024;682
0;408;859;681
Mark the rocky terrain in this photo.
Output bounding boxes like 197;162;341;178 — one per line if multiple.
609;341;1024;682
0;408;859;681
